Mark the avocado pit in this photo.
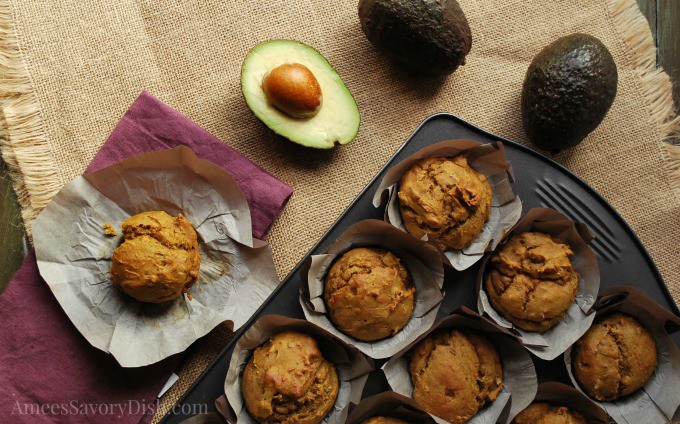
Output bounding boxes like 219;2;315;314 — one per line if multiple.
262;63;323;118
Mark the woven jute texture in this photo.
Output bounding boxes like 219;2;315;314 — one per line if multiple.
1;0;679;421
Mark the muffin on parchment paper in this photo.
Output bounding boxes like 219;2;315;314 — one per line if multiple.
241;331;339;424
373;139;521;271
301;220;444;359
224;315;373;424
564;286;680;424
345;391;435;424
111;211;201;303
408;328;503;424
571;313;657;402
485;231;579;333
508;382;610;424
512;403;585;424
383;309;537;424
362;418;408;424
398;155;492;251
324;247;414;342
477;208;600;361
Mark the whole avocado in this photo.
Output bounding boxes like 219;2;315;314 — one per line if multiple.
358;0;472;76
521;33;618;152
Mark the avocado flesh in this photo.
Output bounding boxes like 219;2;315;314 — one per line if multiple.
242;40;361;149
521;33;618;152
358;0;472;76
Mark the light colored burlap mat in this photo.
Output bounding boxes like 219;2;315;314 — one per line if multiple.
1;0;679;421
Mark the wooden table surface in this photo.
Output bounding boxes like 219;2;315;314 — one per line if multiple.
0;0;678;292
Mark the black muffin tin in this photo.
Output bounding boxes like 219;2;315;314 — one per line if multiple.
161;114;680;423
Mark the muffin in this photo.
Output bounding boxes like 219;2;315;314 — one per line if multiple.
325;247;415;341
110;211;201;303
241;331;339;424
362;418;409;424
485;232;579;332
397;156;492;251
572;313;657;401
409;329;503;424
512;402;585;424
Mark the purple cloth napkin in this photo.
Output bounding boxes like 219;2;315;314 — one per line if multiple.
0;91;293;423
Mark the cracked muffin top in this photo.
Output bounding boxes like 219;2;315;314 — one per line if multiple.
325;247;415;342
241;331;339;424
512;402;585;424
110;211;200;303
485;232;579;332
362;417;410;424
572;313;657;401
408;329;503;424
397;156;492;251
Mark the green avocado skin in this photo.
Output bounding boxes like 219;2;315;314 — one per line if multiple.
521;33;618;152
358;0;472;76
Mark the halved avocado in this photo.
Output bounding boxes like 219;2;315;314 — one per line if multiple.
241;40;361;149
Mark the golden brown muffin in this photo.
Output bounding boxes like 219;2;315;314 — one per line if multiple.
572;313;657;401
485;232;579;332
325;247;415;341
110;211;200;303
241;331;339;424
362;417;409;424
512;402;586;424
397;156;492;251
409;329;503;424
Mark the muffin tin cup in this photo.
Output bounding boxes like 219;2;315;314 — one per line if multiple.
372;139;522;271
345;391;436;424
382;308;537;424
31;146;280;367
300;219;445;359
476;207;601;360
564;286;680;424
222;315;374;424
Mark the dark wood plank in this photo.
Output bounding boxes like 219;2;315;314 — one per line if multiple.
658;0;680;109
636;0;658;38
0;160;26;293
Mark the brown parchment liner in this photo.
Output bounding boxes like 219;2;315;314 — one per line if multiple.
32;146;279;367
564;286;680;424
372;139;522;271
345;391;436;424
223;315;374;424
476;207;601;360
300;219;445;359
382;308;537;424
510;382;611;424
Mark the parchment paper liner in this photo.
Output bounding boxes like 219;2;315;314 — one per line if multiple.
382;308;537;424
564;286;680;424
300;219;445;359
223;315;374;424
32;146;280;367
476;207;600;360
345;391;436;424
372;139;522;271
509;382;611;424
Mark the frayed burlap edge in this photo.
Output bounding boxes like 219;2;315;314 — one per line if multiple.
607;0;680;203
0;0;61;240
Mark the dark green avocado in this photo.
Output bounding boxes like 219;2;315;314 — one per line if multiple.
358;0;472;76
521;33;618;152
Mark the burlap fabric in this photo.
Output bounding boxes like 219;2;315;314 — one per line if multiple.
1;0;678;421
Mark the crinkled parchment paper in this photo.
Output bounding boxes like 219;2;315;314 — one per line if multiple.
382;308;537;424
372;140;522;271
564;286;680;424
32;146;279;367
477;208;600;360
300;219;444;359
345;391;435;424
223;315;373;424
